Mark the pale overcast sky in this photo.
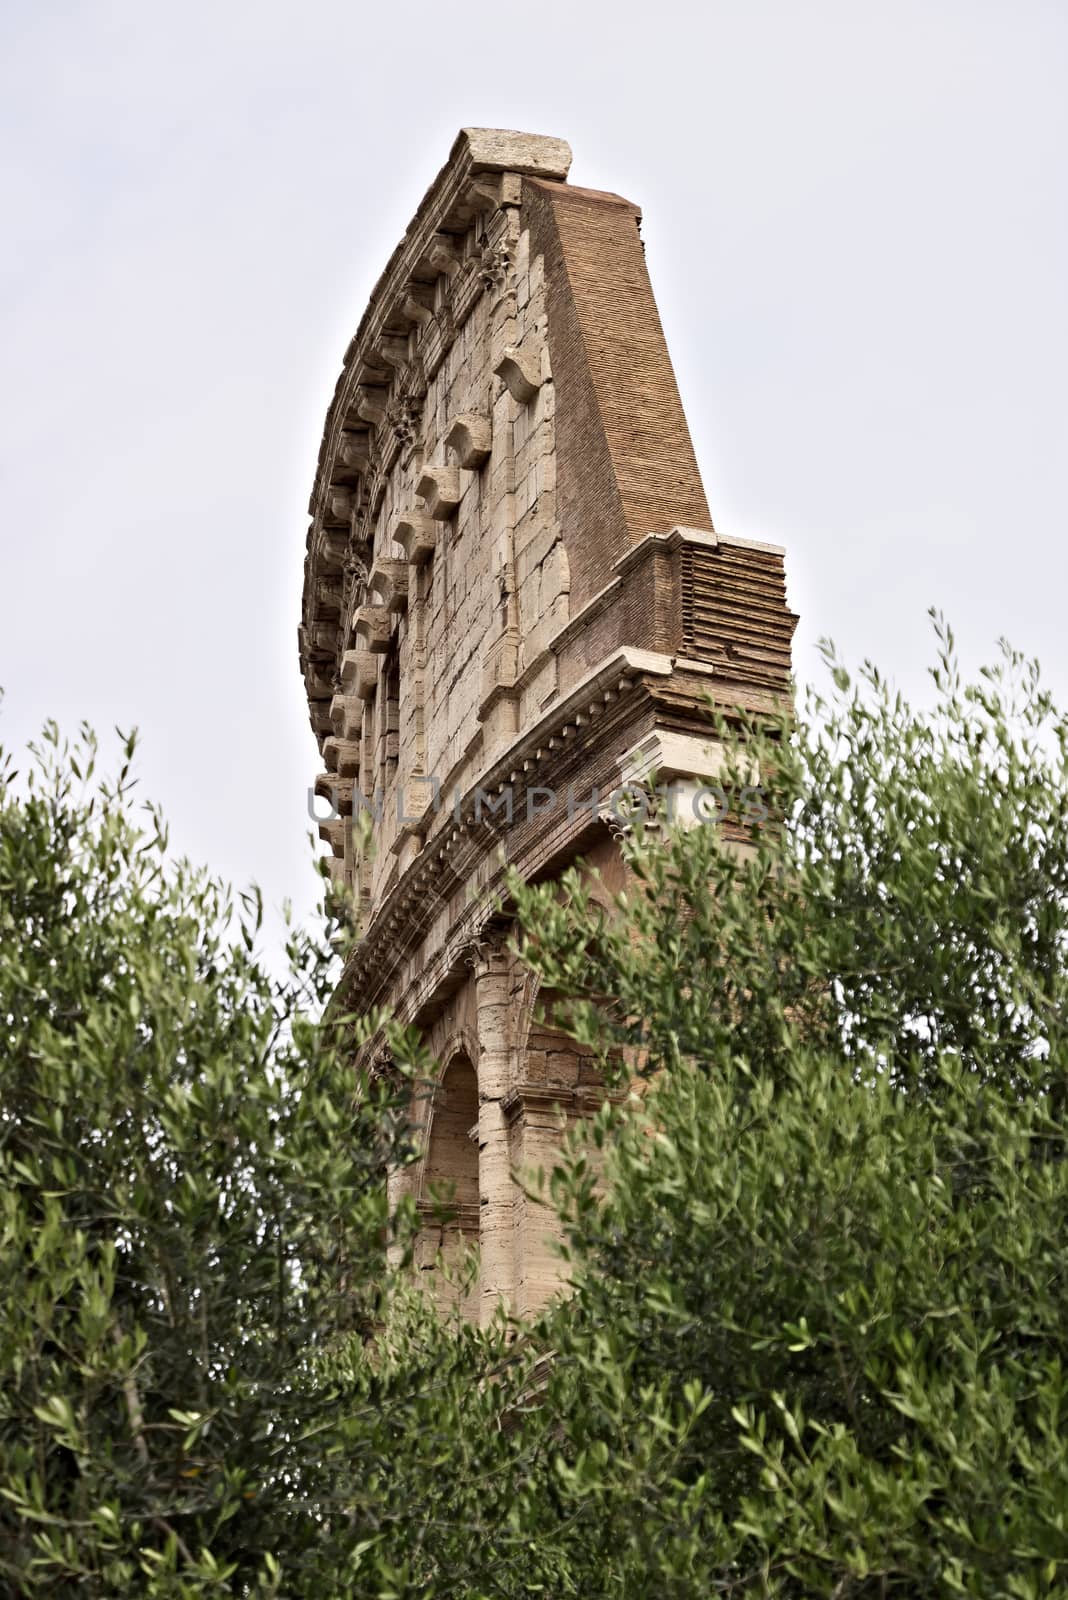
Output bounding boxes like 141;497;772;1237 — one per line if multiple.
1;1;1065;933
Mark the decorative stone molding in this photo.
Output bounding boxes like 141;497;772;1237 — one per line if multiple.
323;736;361;778
367;1042;400;1083
611;525;718;578
414;1198;481;1233
382;392;422;456
461;921;513;978
312;577;342;619
302;621;335;657
367;558;409;613
398;288;433;327
417;465;461;520
328;692;363;741
340;647;379;700
374;333;410;369
445;412;492;469
469;172;511;210
324;487;356;527
355;387;386;427
337;430;370;473
352;605;392;653
318;817;347;857
494;345;543;404
478;240;513;293
333;647;667;1008
428;235;461;278
314;528;348;573
393;510;437;566
618;728;728;787
304;665;334;701
500;1085;577;1125
315;771;354;816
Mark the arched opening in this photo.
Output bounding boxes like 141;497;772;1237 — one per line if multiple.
422;1055;479;1217
415;1055;480;1317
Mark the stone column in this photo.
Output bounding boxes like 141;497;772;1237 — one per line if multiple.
509;1090;574;1319
478;204;524;762
471;936;518;1325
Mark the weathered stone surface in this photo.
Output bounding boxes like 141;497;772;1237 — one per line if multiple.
367;557;409;613
337;430;370;473
494;345;543;404
315;771;354;816
296;129;798;1323
417;465;462;520
324;487;356;527
318;817;347;857
393;510;437;566
445;411;492;469
340;647;378;701
352;606;391;654
322;736;360;777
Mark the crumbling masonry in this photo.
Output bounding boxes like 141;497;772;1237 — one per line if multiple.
298;129;797;1322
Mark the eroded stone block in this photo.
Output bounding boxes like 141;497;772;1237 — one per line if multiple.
445;411;492;469
417;465;462;520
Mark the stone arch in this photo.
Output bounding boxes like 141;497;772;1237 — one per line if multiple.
431;1026;481;1087
414;1050;480;1318
420;1052;479;1218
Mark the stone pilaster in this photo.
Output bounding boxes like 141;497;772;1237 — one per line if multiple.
469;935;519;1324
504;1087;574;1319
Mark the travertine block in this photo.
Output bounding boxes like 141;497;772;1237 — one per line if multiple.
445;412;492;469
355;387;386;426
353;605;392;653
322;736;361;778
318;817;347;857
368;558;409;613
494;345;543;404
340;647;379;700
324;487;356;526
428;233;461;278
315;771;354;815
337;430;370;472
417;465;462;520
329;692;363;739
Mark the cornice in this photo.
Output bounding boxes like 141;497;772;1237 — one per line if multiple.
332;648;672;1023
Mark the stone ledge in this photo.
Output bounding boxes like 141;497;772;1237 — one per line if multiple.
459;128;571;180
547;576;622;658
333;647;676;1008
445;411;492;469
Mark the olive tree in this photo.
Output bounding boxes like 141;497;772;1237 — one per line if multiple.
0;721;412;1594
487;620;1068;1597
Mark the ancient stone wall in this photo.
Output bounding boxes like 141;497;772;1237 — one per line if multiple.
299;129;798;1324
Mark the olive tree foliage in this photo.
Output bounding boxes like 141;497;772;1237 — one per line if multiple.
5;613;1068;1600
0;718;423;1595
349;621;1068;1598
467;619;1068;1598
